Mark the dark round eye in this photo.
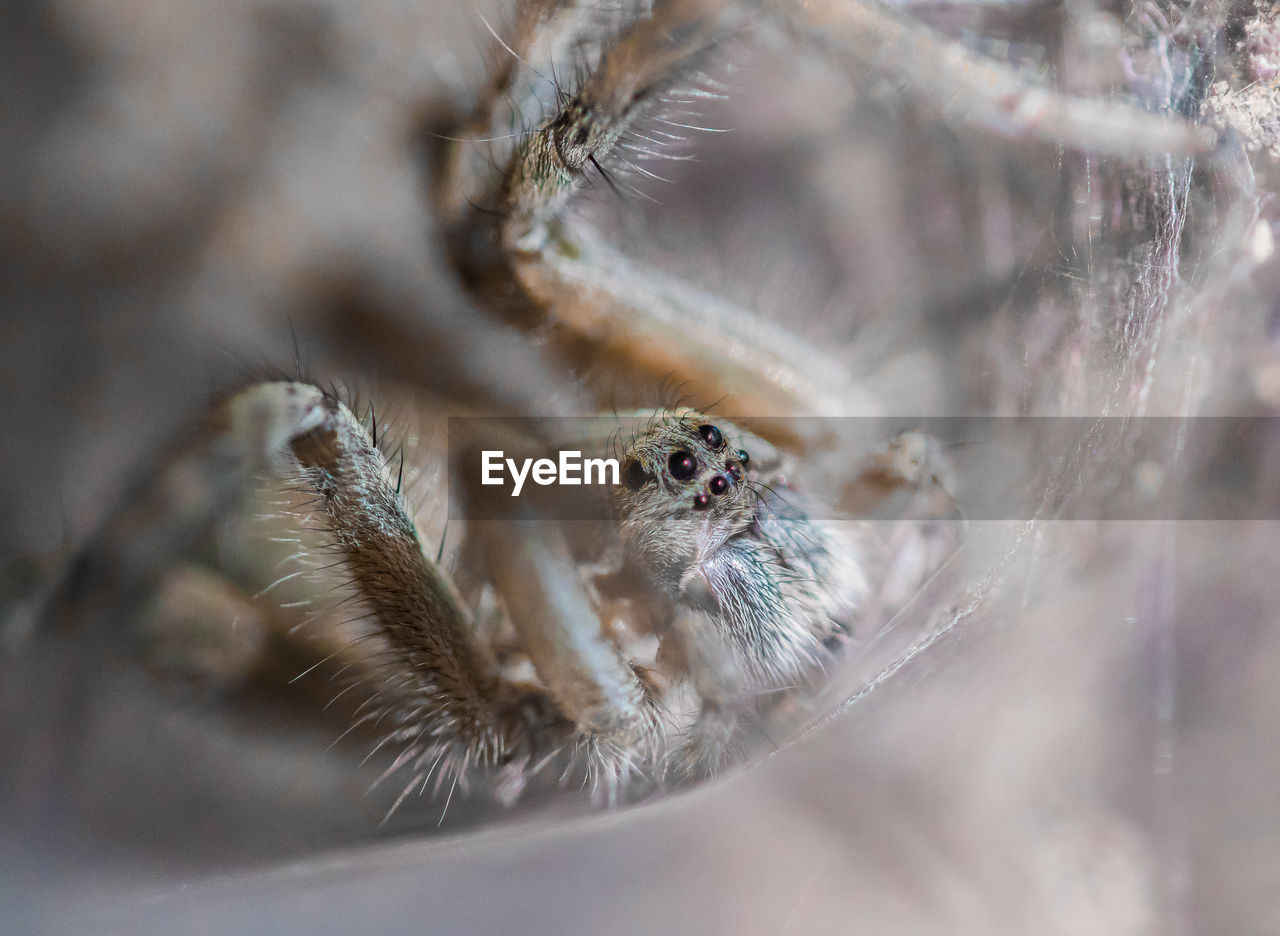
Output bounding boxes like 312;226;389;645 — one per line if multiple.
623;459;652;490
736;449;750;467
692;493;711;511
698;424;724;448
709;475;729;495
668;450;698;481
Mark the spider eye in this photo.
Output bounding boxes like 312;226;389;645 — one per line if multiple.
698;424;724;448
709;474;729;495
736;449;750;466
692;493;711;511
668;450;698;481
623;460;652;490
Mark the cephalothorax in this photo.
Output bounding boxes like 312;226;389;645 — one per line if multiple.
613;413;870;773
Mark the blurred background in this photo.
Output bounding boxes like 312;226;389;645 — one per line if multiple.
3;0;1280;932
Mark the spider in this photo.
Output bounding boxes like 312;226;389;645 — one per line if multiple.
25;375;952;828
4;0;1263;871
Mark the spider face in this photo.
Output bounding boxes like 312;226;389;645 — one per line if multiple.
615;414;760;578
624;419;747;497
